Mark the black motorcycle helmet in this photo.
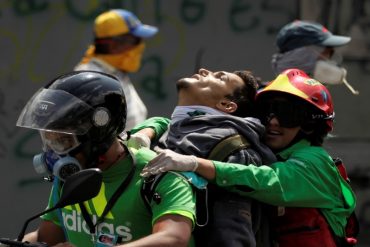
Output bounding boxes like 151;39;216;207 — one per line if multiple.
17;70;127;167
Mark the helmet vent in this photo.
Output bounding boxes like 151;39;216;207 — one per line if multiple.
93;107;110;127
311;97;319;102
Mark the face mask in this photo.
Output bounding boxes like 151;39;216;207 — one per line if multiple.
313;60;359;95
97;42;146;72
271;46;320;76
33;150;81;181
313;60;347;85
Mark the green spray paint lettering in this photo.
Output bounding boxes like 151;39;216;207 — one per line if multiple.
12;0;49;16
141;55;166;99
229;0;259;32
180;0;205;24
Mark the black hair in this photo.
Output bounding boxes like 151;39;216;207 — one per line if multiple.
227;70;260;117
300;106;329;146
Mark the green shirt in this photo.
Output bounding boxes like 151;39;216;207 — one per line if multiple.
213;139;356;237
41;147;196;246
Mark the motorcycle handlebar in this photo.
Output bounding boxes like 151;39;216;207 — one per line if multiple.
0;238;48;247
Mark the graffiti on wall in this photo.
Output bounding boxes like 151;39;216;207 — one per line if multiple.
0;0;369;242
0;0;298;159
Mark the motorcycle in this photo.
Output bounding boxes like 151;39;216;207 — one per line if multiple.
0;168;103;247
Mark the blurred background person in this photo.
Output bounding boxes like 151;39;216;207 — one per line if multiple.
75;9;158;130
270;20;358;94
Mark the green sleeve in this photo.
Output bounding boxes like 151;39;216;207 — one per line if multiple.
150;172;196;227
130;117;170;140
213;147;356;238
133;148;196;227
213;151;352;209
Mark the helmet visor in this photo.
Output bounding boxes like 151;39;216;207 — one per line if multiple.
16;88;94;135
40;131;80;155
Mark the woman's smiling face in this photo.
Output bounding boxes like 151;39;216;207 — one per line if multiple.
258;96;306;151
264;116;301;151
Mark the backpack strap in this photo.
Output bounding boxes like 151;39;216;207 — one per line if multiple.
193;134;251;227
141;134;251;227
334;158;350;183
333;158;360;246
140;171;209;227
141;173;166;213
208;134;250;161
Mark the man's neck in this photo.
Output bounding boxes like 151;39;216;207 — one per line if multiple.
97;138;128;171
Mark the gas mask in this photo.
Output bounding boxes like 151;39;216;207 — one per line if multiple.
313;60;359;95
33;131;82;181
33;150;81;182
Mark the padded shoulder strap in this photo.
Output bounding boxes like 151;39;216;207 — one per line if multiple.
141;173;166;213
333;158;360;244
208;134;250;161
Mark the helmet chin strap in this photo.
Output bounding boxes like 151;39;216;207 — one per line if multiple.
72;135;116;169
98;155;107;164
66;142;95;169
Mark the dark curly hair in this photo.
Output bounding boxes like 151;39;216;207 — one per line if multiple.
226;70;260;117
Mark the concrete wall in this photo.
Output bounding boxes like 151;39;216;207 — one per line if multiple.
0;0;369;245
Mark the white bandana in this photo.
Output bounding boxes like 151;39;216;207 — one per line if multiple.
271;46;324;76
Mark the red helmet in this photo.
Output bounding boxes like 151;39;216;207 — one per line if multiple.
257;68;334;131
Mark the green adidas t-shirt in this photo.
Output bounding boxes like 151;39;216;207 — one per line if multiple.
41;147;196;246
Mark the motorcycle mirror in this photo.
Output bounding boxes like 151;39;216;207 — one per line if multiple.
16;168;103;241
55;168;102;208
